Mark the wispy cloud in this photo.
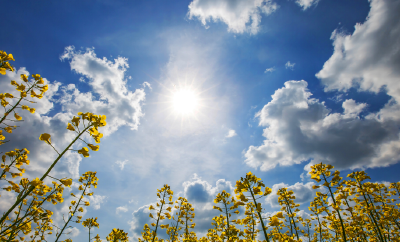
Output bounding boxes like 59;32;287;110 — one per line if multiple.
264;67;275;73
142;81;152;90
295;0;320;10
285;61;295;70
116;160;128;170
116;206;128;215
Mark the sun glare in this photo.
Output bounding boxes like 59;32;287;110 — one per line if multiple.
172;88;199;115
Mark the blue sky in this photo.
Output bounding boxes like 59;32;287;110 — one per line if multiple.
1;0;400;240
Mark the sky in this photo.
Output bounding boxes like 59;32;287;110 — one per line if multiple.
1;0;400;240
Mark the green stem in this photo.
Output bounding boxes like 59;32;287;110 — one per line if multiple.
0;125;91;226
223;202;230;240
152;189;166;242
248;186;270;242
322;174;347;242
55;180;89;242
0;82;37;125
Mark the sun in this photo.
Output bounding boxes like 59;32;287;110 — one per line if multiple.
172;88;199;115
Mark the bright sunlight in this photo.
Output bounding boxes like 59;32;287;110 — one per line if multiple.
172;88;199;115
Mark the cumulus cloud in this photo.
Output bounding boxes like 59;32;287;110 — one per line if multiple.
226;129;237;138
295;0;319;10
188;0;278;34
265;181;323;207
316;0;400;104
0;46;147;183
60;46;146;133
245;80;400;171
285;61;295;70
264;67;275;73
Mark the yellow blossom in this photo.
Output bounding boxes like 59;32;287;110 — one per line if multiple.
39;133;51;144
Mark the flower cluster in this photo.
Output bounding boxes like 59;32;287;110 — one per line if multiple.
142;184;174;242
0;72;48;145
0;50;15;74
0;51;120;242
106;228;129;242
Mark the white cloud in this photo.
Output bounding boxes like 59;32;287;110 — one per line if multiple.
64;227;80;238
265;181;324;207
245;80;400;171
116;206;129;214
0;46;147;182
285;61;295;70
88;194;107;210
295;0;319;10
188;0;279;34
342;99;367;119
60;46;146;134
226;129;237;138
264;67;275;73
142;81;152;90
316;0;400;104
116;160;128;170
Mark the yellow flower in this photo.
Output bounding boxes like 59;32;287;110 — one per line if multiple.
93;133;103;143
1;99;9;107
60;178;72;187
4;93;13;98
78;147;90;157
39;133;51;144
32;74;41;80
21;74;28;82
269;217;282;227
78;207;84;212
6;53;15;61
88;144;99;151
30;178;43;187
16;84;26;92
264;187;272;195
276;212;285;218
71;116;80;126
14;113;22;121
66;123;75;131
